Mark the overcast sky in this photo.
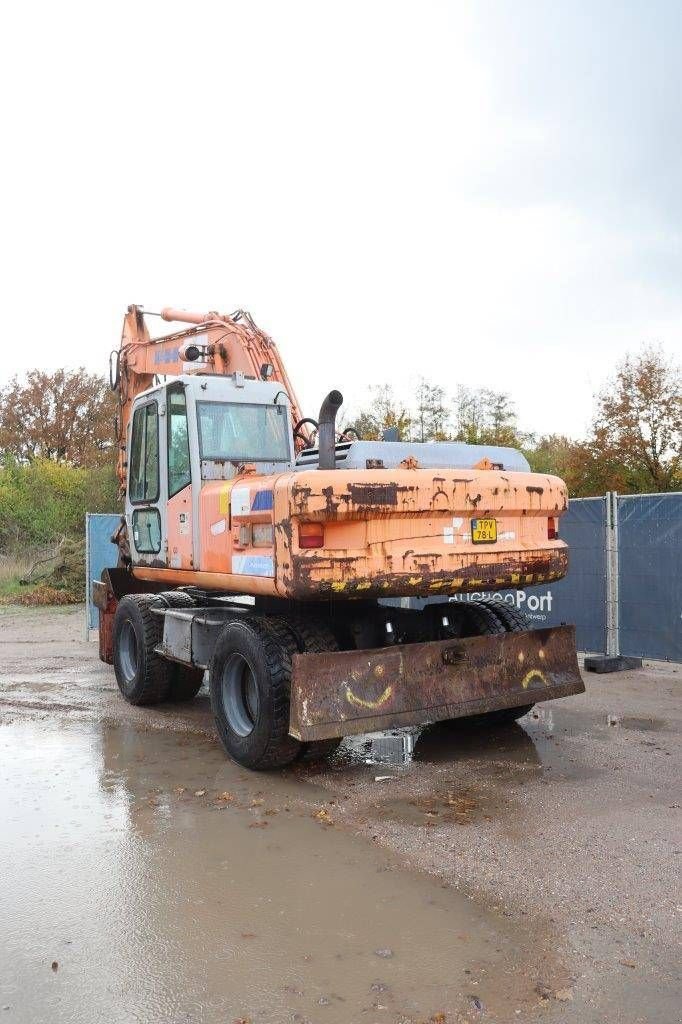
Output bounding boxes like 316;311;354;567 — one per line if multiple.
1;0;680;438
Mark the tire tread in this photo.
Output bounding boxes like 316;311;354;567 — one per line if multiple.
113;594;171;705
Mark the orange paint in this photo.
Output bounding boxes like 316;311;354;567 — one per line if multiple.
133;465;569;600
166;486;193;570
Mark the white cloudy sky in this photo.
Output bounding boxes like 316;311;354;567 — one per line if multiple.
1;0;680;438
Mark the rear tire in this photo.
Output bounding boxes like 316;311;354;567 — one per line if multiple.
168;667;205;702
475;597;532;633
450;599;534;724
459;601;506;638
112;594;171;705
209;615;301;769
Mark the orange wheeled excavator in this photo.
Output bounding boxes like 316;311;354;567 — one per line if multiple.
94;304;584;768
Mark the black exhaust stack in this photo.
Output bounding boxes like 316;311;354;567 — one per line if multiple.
318;390;344;470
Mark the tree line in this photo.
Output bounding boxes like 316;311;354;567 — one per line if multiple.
347;345;681;496
0;345;679;509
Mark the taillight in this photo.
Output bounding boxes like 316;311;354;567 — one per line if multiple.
547;517;558;540
298;522;325;549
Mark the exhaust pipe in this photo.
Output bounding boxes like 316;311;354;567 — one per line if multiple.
318;390;344;470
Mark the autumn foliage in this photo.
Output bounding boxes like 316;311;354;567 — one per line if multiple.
0;370;121;580
0;368;116;467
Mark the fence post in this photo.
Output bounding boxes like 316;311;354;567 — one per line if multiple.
85;513;91;641
605;491;620;657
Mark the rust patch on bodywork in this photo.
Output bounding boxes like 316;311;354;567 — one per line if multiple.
347;482;399;507
291;484;312;514
290;548;568;599
289;624;584;740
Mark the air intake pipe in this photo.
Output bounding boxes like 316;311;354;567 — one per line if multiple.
318;390;344;470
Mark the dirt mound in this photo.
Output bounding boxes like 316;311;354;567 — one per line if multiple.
10;537;86;605
43;537;85;598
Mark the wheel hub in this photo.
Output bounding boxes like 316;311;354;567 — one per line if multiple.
221;653;260;737
119;619;139;682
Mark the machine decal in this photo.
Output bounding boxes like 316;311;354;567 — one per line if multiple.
232;554;275;577
153;345;180;365
521;669;548;689
210;518;227;536
218;483;232;515
251;489;274;511
345;684;393;710
231;486;251;516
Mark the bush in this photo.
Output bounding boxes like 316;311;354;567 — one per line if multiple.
0;457;120;549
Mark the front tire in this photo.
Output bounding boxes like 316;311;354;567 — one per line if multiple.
112;594;171;705
209;616;301;770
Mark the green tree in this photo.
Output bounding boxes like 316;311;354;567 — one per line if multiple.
0;457;120;549
413;378;451;441
453;386;484;443
453;386;518;445
350;385;412;441
481;389;518;446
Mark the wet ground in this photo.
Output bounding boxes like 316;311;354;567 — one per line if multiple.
0;606;680;1023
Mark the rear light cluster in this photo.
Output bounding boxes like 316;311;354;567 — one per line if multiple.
252;523;274;546
298;522;324;549
238;523;274;546
547;517;559;540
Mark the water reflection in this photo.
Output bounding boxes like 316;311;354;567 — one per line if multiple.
342;718;541;769
0;719;541;1023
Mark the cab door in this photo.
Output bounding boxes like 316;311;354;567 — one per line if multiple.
165;382;194;570
126;391;166;566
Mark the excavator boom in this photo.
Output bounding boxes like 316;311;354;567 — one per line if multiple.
113;304;308;490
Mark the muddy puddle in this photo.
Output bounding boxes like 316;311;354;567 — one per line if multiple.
0;718;570;1024
340;711;599;785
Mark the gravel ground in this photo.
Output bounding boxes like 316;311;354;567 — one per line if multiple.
1;604;680;1022
312;665;682;1021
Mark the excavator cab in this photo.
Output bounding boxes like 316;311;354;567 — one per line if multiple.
125;374;295;570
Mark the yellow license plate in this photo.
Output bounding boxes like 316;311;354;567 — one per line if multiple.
471;518;497;544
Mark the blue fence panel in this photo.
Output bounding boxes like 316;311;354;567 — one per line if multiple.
617;494;682;661
546;496;607;652
86;513;121;629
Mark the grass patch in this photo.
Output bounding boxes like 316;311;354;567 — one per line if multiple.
0;543;84;606
0;551;40;602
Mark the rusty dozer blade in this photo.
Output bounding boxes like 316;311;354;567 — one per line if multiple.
289;625;584;741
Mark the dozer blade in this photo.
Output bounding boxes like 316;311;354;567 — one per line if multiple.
289;624;584;741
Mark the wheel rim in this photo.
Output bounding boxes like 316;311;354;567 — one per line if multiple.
221;653;260;737
119;619;139;682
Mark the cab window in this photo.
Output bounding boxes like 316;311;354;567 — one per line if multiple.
132;508;161;553
196;402;290;463
129;402;159;503
168;387;191;496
